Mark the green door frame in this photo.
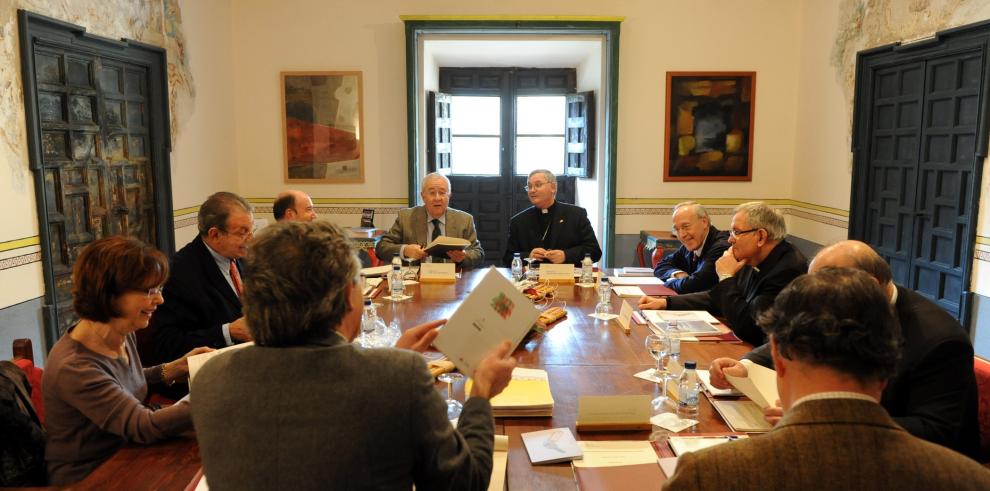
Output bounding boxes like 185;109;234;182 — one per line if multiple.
403;18;621;266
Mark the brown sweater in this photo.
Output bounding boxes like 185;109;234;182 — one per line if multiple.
42;328;191;485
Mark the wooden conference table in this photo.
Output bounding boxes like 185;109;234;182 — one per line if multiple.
57;268;752;490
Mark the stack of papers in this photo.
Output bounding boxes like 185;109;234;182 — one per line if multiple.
611;286;646;298
667;435;748;456
617;267;655;277
643;310;724;336
471;367;554;417
607;276;664;286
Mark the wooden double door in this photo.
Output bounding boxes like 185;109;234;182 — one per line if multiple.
20;12;173;344
851;21;990;325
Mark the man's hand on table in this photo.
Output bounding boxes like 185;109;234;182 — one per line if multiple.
638;295;667;310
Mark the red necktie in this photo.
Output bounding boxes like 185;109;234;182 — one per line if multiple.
229;261;243;297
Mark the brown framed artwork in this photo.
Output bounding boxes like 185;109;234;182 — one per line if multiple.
281;71;365;183
663;71;755;182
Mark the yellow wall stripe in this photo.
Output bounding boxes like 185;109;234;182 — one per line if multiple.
245;198;408;205
0;236;40;253
399;15;625;22
616;198;849;217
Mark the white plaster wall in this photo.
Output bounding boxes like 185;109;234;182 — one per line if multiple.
171;0;238;218
615;1;802;222
792;0;850;225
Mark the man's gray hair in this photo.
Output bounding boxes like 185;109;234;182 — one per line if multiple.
734;201;786;241
420;172;451;193
528;169;557;185
241;221;360;346
673;201;709;221
198;192;252;236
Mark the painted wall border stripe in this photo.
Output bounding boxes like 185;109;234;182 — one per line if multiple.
0;236;40;253
616;198;849;217
399;15;626;22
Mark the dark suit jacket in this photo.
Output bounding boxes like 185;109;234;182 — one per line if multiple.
145;235;242;365
501;201;602;266
663;398;990;490
192;334;495;491
745;285;980;459
666;239;807;346
375;206;484;269
653;225;730;293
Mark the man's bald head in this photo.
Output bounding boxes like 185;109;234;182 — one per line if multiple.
274;190;316;222
809;240;893;286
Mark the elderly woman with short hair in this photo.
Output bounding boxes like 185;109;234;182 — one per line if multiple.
43;236;211;485
193;220;516;490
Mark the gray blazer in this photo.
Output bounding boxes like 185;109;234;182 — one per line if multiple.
375;206;484;269
663;398;990;490
192;334;495;491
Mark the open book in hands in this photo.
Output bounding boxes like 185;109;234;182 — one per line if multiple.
423;235;470;255
724;359;780;409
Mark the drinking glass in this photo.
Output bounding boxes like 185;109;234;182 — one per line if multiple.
524;258;539;281
645;333;672;409
438;372;465;420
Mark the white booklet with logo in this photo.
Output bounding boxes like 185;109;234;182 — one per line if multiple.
433;267;540;375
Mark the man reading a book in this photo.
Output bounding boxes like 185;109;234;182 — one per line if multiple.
706;240;980;459
376;173;484;269
192;220;516;489
663;268;990;490
653;201;730;293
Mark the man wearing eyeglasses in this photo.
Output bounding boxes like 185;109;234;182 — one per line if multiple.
639;201;807;346
501;169;602;267
144;192;255;377
376;173;484;269
653;202;730;293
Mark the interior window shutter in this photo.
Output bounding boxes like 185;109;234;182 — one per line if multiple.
426;91;452;173
564;91;595;178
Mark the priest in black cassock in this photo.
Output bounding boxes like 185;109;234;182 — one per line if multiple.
501;169;602;267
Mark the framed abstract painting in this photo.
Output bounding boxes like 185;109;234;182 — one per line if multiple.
281;71;365;183
663;71;755;182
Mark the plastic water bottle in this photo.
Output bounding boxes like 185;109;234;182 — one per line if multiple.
368;302;387;344
360;299;377;347
667;322;681;364
389;264;405;300
595;278;611;315
677;361;701;419
580;253;594;284
598;277;611;304
384;317;402;346
511;253;523;281
392;254;402;267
